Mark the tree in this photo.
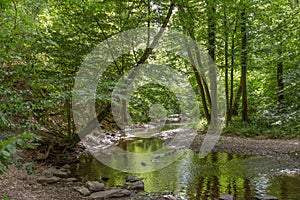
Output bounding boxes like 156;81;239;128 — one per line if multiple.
240;6;248;122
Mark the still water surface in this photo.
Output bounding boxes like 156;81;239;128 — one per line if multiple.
73;137;300;200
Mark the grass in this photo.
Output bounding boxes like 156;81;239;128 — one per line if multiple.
223;117;300;139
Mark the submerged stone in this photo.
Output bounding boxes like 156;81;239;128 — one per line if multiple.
254;195;278;200
163;194;177;200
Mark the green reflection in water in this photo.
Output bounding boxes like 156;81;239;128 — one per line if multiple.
118;137;164;153
266;175;300;200
72;138;300;200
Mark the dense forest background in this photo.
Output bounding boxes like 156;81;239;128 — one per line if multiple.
0;0;299;162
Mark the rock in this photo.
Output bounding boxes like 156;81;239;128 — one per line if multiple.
36;176;61;185
43;167;59;175
65;178;77;182
62;164;71;169
53;170;69;178
86;181;105;192
254;195;278;200
110;189;131;198
163;195;177;200
121;184;129;189
125;176;144;183
125;176;136;182
43;167;70;178
129;180;144;190
168;114;180;118
89;189;131;199
219;194;235;200
74;186;91;196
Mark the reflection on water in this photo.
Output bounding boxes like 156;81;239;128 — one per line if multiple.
118;137;164;153
72;138;300;200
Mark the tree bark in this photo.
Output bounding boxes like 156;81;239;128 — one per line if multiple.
230;15;238;118
207;0;217;124
240;8;248;122
207;0;216;61
232;80;242;116
277;48;284;106
178;4;211;122
224;8;230;125
187;48;211;122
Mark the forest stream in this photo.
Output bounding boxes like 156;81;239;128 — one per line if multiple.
71;125;300;200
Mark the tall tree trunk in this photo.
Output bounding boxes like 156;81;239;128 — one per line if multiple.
229;14;239;120
207;0;216;61
240;8;248;122
178;4;211;122
207;0;217;124
230;14;239;117
224;9;230;125
187;48;211;122
277;47;284;107
232;81;242;116
66;97;73;137
277;63;284;105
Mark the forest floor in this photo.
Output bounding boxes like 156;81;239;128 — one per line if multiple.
1;134;300;200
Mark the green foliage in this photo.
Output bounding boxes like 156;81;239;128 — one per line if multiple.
224;114;300;139
129;84;180;123
3;195;10;200
0;132;40;175
0;0;299;143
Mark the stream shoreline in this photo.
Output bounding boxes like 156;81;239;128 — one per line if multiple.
191;133;300;155
1;134;300;200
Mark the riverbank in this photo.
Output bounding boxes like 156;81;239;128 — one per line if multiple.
191;133;300;155
1;134;299;200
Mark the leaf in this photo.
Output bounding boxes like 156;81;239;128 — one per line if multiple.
16;139;24;146
1;149;10;157
6;144;16;154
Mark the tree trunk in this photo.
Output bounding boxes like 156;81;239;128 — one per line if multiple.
178;4;211;122
207;0;216;61
187;48;211;122
277;48;284;106
207;0;217;124
232;81;242;116
66;97;73;136
224;9;230;125
229;14;238;121
240;8;248;122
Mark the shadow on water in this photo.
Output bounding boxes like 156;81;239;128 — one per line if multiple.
72;137;300;200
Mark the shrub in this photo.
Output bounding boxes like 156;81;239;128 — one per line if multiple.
0;132;40;175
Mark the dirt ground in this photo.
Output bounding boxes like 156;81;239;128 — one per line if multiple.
1;135;300;200
0;165;86;200
192;134;300;155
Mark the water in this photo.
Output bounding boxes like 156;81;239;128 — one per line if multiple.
72;137;300;199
